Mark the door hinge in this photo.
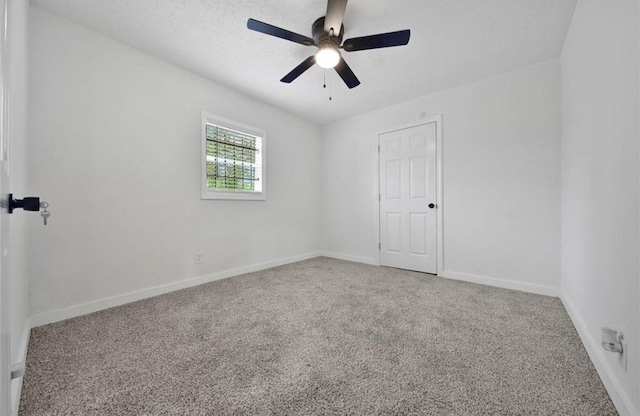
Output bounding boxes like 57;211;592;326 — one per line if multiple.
377;144;380;152
378;242;381;250
378;194;381;202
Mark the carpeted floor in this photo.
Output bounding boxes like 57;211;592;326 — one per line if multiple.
20;257;616;415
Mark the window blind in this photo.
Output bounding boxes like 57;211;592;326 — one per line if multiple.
205;124;263;192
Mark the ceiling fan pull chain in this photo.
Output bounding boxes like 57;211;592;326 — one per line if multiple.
323;69;326;89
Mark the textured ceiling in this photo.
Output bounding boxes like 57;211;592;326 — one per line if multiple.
29;0;577;125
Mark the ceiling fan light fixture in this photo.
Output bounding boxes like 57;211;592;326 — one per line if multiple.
247;0;411;88
315;45;341;69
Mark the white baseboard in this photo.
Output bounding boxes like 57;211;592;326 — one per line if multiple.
11;317;30;416
30;252;321;328
317;254;559;298
318;251;378;266
561;293;638;416
439;270;559;297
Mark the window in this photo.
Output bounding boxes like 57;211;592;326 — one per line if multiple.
201;112;266;200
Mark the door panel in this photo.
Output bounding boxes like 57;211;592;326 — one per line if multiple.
379;122;437;274
386;213;402;252
386;160;401;199
410;157;427;198
410;213;427;255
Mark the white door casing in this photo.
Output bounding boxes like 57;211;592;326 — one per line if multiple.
379;121;439;274
0;0;10;413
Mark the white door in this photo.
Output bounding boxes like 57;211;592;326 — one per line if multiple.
0;0;10;413
379;122;437;274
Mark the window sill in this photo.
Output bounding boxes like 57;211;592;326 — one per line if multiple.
201;190;266;201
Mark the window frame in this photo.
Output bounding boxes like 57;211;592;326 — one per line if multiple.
201;111;267;201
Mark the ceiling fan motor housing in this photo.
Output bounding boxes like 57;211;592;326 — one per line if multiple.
312;17;343;47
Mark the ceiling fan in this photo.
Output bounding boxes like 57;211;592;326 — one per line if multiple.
247;0;411;89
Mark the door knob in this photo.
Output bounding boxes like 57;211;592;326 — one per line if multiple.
8;194;40;213
7;194;51;226
428;203;437;209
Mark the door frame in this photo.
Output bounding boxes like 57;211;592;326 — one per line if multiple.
0;0;9;413
374;115;444;275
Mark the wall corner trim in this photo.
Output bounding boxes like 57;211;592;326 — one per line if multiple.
29;252;322;328
561;292;639;416
440;270;560;297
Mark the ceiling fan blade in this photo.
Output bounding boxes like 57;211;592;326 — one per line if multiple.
342;30;411;52
247;18;314;46
324;0;348;36
280;56;316;83
334;57;360;89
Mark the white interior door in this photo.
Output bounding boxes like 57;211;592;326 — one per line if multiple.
0;0;10;413
379;122;437;274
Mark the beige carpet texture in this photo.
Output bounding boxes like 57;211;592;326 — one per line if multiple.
19;257;616;415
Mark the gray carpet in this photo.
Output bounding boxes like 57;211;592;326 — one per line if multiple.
20;257;616;415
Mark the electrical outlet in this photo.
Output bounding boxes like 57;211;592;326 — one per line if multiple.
195;252;203;264
618;337;627;371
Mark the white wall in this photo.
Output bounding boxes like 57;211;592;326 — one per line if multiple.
27;8;321;320
8;0;30;410
320;60;561;295
560;0;639;414
19;3;640;415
